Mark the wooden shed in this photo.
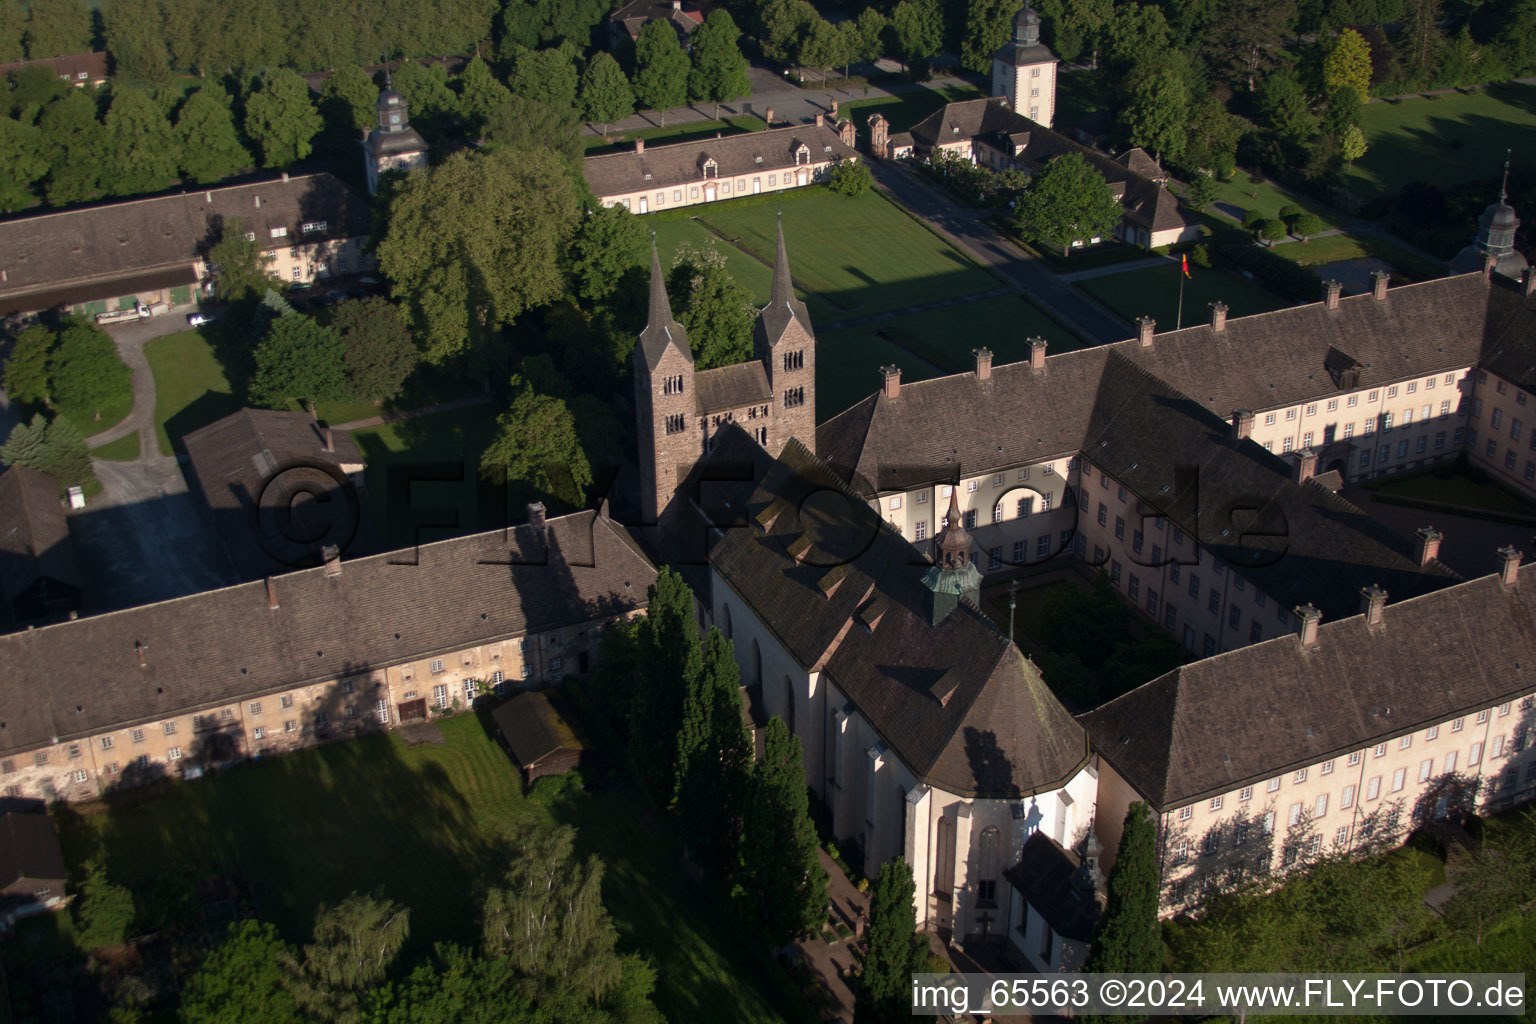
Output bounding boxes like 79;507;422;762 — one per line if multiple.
492;692;584;788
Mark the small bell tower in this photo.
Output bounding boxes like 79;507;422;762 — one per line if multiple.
362;64;429;195
921;485;983;624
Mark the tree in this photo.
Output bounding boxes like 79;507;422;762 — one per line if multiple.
208;218;276;302
1122;63;1190;165
320;63;379;146
23;0;90;59
1261;217;1288;244
1182;170;1217;211
828;157;873;197
1293;211;1323;239
1013;152;1123;253
961;0;1017;72
800;17;850;71
1256;69;1316;150
670;242;756;371
890;0;944;73
1084;804;1162;979
579;52;634;135
689;9;751;104
38;87;106;205
0;114;47;211
846;8;889;70
630;569;703;806
1207;0;1298;91
101;85;179;197
1340;123;1368;165
73;858;136;950
483;825;624;1001
243;70;322;168
512;47;579;113
292;893;410;1022
455;56;512;135
479;373;593;509
0;415;50;475
175;85;251;184
0;0;23;62
740;717;827;947
1104;3;1173;71
248;313;348;408
760;0;819;64
50;320;131;420
855;858;925;1024
377;148;582;366
391;60;459;139
330;297;419;402
675;628;753;878
179;921;299;1024
102;0;172;84
483;94;583;166
567;202;649;305
1324;27;1373;98
632;19;689;123
2;324;55;405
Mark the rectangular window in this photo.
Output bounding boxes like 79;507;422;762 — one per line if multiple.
1400;734;1412;750
1470;741;1484;766
163;722;176;735
1391;767;1406;792
168;747;182;761
1375;742;1387;757
1017;496;1033;517
1419;758;1433;782
1348;395;1358;407
430;658;445;675
1478;709;1490;724
915;521;928;541
1268;776;1281;793
253;726;265;740
100;736;113;750
1344;422;1355;439
1228;605;1240;629
432;683;449;708
1452;717;1464;732
1164;604;1176;629
1249;621;1262;643
250;701;262;715
1013;540;1026;562
1110;559;1122;583
1321;759;1334;775
1287;409;1297;421
1445;751;1457;773
1342;784;1355;808
992;504;1004;524
281;695;294;709
888;495;902;511
1314;794;1328;818
1037;535;1050;558
1179;805;1193;821
1289;802;1303;826
1189;574;1199;598
1295;768;1308;784
1239;786;1252;801
1114;516;1125;539
1098;502;1107;525
131;728;144;743
1128;574;1140;599
285;720;297;732
1367;776;1381;800
988;547;1002;570
1210;795;1223;811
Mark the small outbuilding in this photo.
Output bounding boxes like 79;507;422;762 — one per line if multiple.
1004;830;1104;972
0;811;67;922
492;691;585;789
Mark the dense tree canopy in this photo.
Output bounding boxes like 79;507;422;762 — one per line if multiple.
479;371;593;509
102;85;179;197
1012;152;1124;252
175;85;252;184
330;297;420;403
689;9;752;103
243;69;323;168
248;311;349;409
208;218;277;302
669;242;756;371
49;319;133;419
579;51;634;132
179;921;299;1024
856;858;926;1024
633;19;689;117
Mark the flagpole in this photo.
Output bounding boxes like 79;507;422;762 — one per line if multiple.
1176;259;1185;330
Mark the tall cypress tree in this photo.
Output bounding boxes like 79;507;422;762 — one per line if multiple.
740;717;827;948
677;627;753;877
856;858;925;1024
630;568;702;807
1084;802;1164;979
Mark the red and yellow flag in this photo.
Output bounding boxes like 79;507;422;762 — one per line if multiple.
1181;252;1192;279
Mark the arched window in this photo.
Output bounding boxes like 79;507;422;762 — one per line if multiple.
895;786;907;853
977;826;1001;905
935;816;955;896
721;604;732;640
750;638;762;687
782;674;795;732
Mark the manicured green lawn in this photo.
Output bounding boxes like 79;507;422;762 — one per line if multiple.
1207;174;1340;232
815;326;940;419
697;188;1000;315
650;214;837;322
1348;82;1536;197
878;293;1082;373
51;714;811;1024
90;432;140;461
584;114;767;155
57;381;134;442
841;82;984;134
144;329;242;455
351;407;505;551
1077;263;1288;326
1270;234;1366;265
1269;231;1447;282
1366;465;1536;517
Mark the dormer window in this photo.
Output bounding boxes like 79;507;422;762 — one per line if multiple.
301;220;327;234
794;144;809;166
269;226;288;239
702;157;718;180
754;154;763;164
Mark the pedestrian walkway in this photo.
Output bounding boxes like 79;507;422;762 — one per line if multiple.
1055;255;1173;283
87;334;159;462
792;848;870;1023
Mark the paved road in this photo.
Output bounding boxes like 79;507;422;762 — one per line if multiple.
864;160;1134;345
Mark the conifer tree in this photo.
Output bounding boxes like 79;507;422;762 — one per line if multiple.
1;324;55;406
855;858;925;1024
0;414;50;473
740;717;827;947
1084;802;1163;984
676;627;753;877
629;568;702;806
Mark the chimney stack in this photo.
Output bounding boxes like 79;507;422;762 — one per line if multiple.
1324;279;1341;310
1136;315;1155;347
635;138;644;154
1371;270;1390;300
136;640;147;669
323;427;335;453
527;501;547;532
1231;409;1254;441
322;543;342;578
1499;544;1523;586
1297;604;1322;649
1524;267;1536;297
974;347;993;381
1359;584;1387;627
1484;252;1499;281
830;99;839;118
1210;301;1228;333
1415;526;1442;567
815;112;824;128
765;106;774;125
880;364;902;399
1029;336;1047;372
1294;448;1318;484
265;575;279;610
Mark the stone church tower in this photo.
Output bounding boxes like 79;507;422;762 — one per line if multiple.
362;74;429;195
634;221;818;525
991;4;1058;128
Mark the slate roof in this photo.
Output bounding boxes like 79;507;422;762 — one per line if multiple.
1082;566;1536;809
0;466;79;609
1004;832;1101;941
1477;275;1536;388
1119;147;1165;181
584;124;856;200
609;0;707;41
0;510;656;757
181;409;367;581
493;690;582;767
908;99;1186;234
0;51;108;84
0;173;371;304
0;813;65;889
696;361;770;414
707;432;1088;797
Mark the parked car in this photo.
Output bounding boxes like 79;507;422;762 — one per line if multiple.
325;290;349;305
187;312;213;326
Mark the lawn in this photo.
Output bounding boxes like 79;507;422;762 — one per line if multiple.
90;432;140;461
1366;464;1536;518
1270;231;1447;282
696;188;1001;315
144;328;242;455
650;214;836;322
48;713;812;1024
815;326;940;419
840;81;984;134
1348;81;1536;197
1076;262;1288;326
56;381;134;442
351;406;506;551
878;293;1082;372
584;114;767;155
1207;173;1341;232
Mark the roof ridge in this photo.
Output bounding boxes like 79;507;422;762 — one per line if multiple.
0;173;334;227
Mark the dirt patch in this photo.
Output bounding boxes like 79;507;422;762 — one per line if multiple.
397;721;446;746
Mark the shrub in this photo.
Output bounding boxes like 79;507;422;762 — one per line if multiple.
1279;204;1301;222
1293;212;1324;239
1261;218;1288;244
1241;208;1266;230
1190;243;1212;268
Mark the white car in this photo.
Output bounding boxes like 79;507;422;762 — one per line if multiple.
188;313;213;326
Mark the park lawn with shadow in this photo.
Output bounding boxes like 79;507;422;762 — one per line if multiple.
1077;262;1289;326
814;326;941;421
91;432;140;461
145;328;244;455
46;711;815;1024
1347;82;1536;197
